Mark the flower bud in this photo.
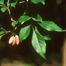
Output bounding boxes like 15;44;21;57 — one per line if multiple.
8;36;14;44
12;36;16;46
15;35;20;45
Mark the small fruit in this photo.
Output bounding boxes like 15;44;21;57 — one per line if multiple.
8;35;20;46
12;36;15;46
8;36;14;44
15;35;20;45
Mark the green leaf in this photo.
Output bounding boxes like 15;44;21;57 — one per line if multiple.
32;15;43;22
19;25;31;41
18;15;31;24
0;28;5;39
37;14;43;21
39;21;65;32
0;31;4;36
0;0;4;4
0;7;7;13
35;27;51;40
31;0;45;4
41;35;51;40
32;29;46;59
11;20;18;27
10;2;17;8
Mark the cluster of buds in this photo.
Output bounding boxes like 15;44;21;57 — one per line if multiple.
8;35;20;46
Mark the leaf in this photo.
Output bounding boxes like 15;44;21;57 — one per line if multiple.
42;35;51;40
0;31;5;39
41;1;45;5
32;15;43;22
11;20;18;27
0;29;5;39
32;29;46;59
19;25;31;41
18;15;31;24
0;31;4;36
0;0;4;4
10;2;17;8
38;21;65;32
31;0;45;4
0;7;7;13
37;14;43;21
35;27;51;40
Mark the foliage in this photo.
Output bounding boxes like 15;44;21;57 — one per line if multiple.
0;0;65;59
19;25;31;41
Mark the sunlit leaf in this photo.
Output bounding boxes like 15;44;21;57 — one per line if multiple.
11;20;18;27
32;29;46;59
19;25;31;41
31;0;45;4
37;14;43;21
10;2;17;8
0;0;4;4
38;21;66;32
18;15;31;24
32;15;43;22
0;8;7;13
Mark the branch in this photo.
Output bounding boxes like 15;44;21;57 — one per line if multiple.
7;0;14;21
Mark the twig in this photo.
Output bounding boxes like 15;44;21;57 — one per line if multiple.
7;0;14;21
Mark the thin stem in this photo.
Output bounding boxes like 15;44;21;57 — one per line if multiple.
1;27;11;35
7;0;14;21
7;0;9;6
7;7;14;21
6;0;29;32
7;0;19;31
